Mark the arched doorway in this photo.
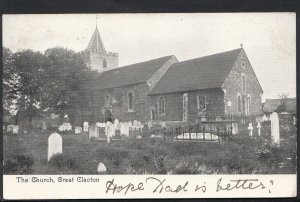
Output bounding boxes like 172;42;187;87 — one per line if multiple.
104;109;113;123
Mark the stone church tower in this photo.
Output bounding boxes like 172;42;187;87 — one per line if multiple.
85;26;118;72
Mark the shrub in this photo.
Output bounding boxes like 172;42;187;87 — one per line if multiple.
3;154;34;174
48;153;79;171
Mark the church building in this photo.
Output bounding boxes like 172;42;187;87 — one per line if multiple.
82;26;263;125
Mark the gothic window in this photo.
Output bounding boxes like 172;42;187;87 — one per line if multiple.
183;93;188;121
151;108;156;120
103;59;107;68
242;74;246;92
246;96;251;115
197;94;206;111
237;95;242;112
158;96;165;115
128;91;134;111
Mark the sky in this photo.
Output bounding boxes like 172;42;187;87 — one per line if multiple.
3;13;296;101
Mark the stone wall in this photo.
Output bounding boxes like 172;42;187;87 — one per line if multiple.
222;49;263;116
98;83;151;123
88;51;118;72
149;88;225;123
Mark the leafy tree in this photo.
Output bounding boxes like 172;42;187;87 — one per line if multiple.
2;47;17;114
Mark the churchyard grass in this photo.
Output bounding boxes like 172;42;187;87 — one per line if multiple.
3;128;296;174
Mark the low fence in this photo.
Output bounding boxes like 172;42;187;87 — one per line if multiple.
161;124;231;143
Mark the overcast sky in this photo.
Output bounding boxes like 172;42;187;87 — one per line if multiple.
3;13;296;101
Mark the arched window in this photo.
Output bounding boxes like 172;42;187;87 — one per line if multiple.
158;96;165;115
183;93;188;121
103;59;107;68
197;94;206;111
242;74;246;92
237;95;242;112
246;96;251;115
151;108;156;120
128;91;133;111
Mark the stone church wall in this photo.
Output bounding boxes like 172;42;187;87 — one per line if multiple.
149;88;225;123
222;50;263;116
98;83;151;123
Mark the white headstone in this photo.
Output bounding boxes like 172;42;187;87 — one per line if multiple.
293;116;296;125
97;162;107;173
137;121;142;128
161;121;166;128
128;121;133;128
123;122;130;137
7;125;14;132
270;112;280;145
248;123;253;137
89;124;98;139
136;135;142;139
133;120;138;128
12;125;19;134
257;122;261;136
48;133;62;161
106;123;115;138
63;123;72;131
114;119;119;126
75;126;82;134
147;121;153;129
83;122;89;132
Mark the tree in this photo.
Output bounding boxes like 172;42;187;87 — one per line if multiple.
277;92;289;112
41;47;99;124
3;47;17;114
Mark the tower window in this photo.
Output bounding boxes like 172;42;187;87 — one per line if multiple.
103;59;107;68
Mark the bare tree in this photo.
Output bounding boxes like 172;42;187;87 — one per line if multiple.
278;92;289;112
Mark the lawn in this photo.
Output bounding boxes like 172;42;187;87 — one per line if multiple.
3;129;297;174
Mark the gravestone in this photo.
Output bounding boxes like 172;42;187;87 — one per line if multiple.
106;123;115;138
63;123;72;131
270;112;280;145
123;122;130;137
75;126;82;134
7;125;14;132
114;119;119;126
97;162;107;173
257;122;261;136
248;123;253;137
147;121;153;129
88;124;98;139
133;120;138;129
161;121;167;128
83;122;89;132
12;125;19;134
128;121;133;128
293;116;296;125
48;133;62;161
42;122;47;131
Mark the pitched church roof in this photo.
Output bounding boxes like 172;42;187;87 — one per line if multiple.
86;27;106;53
149;48;242;95
98;55;175;89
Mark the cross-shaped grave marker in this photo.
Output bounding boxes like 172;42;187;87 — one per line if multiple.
257;122;261;136
248;123;253;137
